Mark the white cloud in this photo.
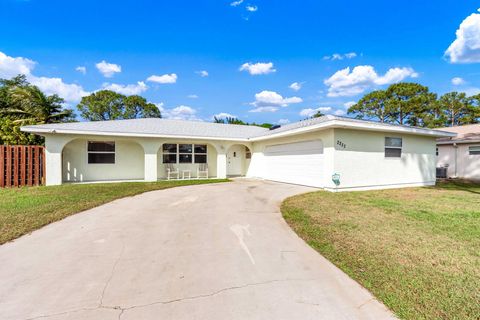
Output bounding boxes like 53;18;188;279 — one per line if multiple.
75;66;86;75
188;94;199;99
334;109;346;116
323;52;358;61
102;81;148;95
445;9;480;63
0;51;88;103
299;107;331;117
324;65;418;97
239;62;276;75
250;90;302;109
463;87;480;96
196;70;208;77
277;119;290;125
162;105;201;121
0;51;36;78
289;82;302;91
344;101;356;108
249;106;279;113
246;5;258;12
230;0;243;7
451;77;466;85
213;112;237;119
146;73;177;84
95;60;121;78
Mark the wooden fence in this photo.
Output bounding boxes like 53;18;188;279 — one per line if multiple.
0;145;45;188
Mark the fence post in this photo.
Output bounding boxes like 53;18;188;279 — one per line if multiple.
0;146;4;188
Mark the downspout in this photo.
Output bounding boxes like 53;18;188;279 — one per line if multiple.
453;143;458;178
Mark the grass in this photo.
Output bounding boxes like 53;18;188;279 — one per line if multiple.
281;180;480;320
0;179;228;245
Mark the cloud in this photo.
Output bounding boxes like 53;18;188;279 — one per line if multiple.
162;105;201;121
323;52;358;61
95;60;121;78
0;51;36;78
246;5;258;12
445;9;480;63
451;77;466;85
146;73;177;84
334;109;346;116
463;87;480;96
239;62;276;75
250;90;302;108
0;51;88;103
187;94;199;99
277;119;290;125
75;66;86;75
344;101;356;108
289;82;302;91
249;106;279;113
213;112;237;119
196;70;208;77
102;81;148;95
324;65;418;97
230;0;243;7
299;107;331;117
31;77;89;102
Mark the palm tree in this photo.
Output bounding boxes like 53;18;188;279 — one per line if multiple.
3;85;74;124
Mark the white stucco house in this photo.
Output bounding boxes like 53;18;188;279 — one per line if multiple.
436;124;480;180
21;115;454;192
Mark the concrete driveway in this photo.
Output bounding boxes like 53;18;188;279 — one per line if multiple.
0;179;395;320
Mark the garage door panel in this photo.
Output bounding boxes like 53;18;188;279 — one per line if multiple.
263;140;323;188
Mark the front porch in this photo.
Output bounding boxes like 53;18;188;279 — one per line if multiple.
46;135;251;185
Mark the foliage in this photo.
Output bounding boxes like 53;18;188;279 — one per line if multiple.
77;90;161;121
213;116;273;128
348;82;480;128
0;75;74;145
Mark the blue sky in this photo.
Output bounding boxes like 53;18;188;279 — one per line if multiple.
1;0;480;124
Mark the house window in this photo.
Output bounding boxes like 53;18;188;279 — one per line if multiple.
87;141;115;164
162;144;207;164
162;144;177;163
385;137;402;158
469;146;480;155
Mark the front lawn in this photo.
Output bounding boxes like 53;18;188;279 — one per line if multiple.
282;181;480;320
0;179;228;245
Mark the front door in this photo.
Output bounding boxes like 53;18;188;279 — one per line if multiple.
227;145;243;176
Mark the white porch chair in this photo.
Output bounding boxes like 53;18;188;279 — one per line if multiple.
165;163;179;180
197;163;208;179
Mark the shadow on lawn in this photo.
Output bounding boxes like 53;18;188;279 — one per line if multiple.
430;179;480;195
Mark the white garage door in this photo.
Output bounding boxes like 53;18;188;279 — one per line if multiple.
263;140;323;187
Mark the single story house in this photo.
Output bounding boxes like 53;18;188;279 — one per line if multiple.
436;124;480;180
21;115;455;192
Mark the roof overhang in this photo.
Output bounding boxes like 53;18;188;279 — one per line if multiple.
249;119;456;141
437;139;480;145
20;127;250;142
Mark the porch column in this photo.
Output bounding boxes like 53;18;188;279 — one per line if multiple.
140;140;162;182
217;151;227;179
44;134;72;186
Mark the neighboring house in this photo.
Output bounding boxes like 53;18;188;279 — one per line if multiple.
21;115;454;192
436;124;480;180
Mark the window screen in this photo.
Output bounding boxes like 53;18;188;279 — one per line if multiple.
385;137;402;158
87;141;115;164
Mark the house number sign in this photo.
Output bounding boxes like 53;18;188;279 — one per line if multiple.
336;140;346;149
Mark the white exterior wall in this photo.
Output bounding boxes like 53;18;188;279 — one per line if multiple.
331;129;436;191
437;143;480;180
62;138;145;182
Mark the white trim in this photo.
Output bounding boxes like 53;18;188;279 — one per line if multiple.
437;139;480;145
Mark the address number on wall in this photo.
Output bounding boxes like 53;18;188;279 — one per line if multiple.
336;140;346;149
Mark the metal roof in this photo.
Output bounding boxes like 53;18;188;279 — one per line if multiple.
21;115;455;141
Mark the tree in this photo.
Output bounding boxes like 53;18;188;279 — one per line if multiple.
212;116;272;128
386;83;432;126
348;90;389;122
311;111;325;118
438;92;475;126
77;90;161;121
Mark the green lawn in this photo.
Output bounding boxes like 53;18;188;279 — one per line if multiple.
0;179;228;245
281;181;480;320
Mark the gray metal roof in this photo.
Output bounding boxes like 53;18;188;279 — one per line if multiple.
21;115;454;140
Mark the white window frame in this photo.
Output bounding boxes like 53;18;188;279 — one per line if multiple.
162;144;208;164
87;141;115;164
385;137;402;158
469;146;480;155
